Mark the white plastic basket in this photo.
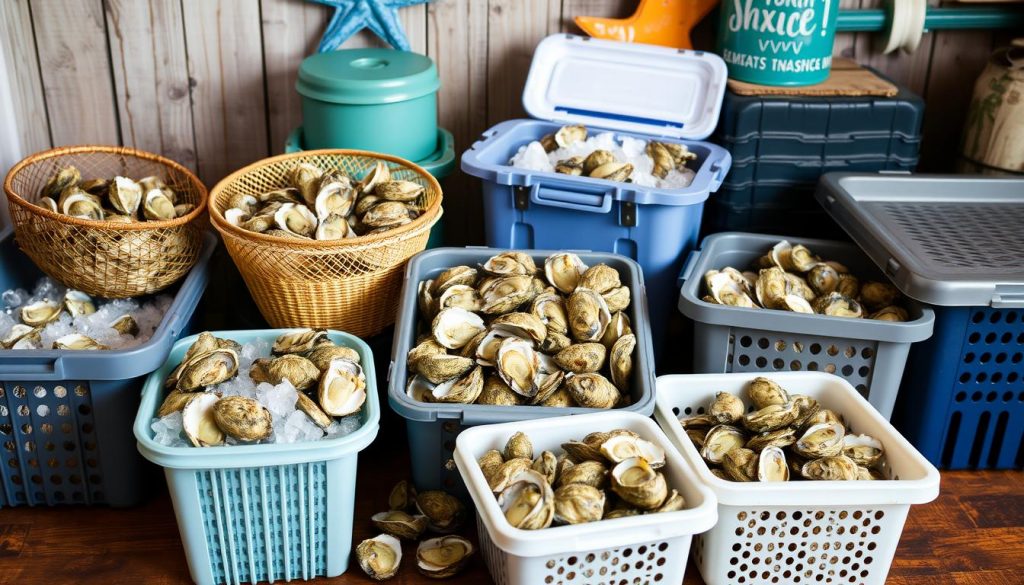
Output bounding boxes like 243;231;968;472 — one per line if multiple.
453;411;717;585
653;372;940;585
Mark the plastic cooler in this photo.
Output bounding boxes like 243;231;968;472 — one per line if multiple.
654;372;940;585
677;232;935;420
453;411;717;585
388;247;656;496
461;34;731;349
816;173;1024;469
0;229;215;507
134;329;380;585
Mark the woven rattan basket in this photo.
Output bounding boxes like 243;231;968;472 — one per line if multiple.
4;145;208;298
209;150;442;337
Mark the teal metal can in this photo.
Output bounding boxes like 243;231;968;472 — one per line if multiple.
297;48;440;160
718;0;841;86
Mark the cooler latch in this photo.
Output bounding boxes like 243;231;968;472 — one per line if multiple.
514;187;530;210
991;286;1024;308
620;201;636;227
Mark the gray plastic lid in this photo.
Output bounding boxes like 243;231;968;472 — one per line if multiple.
816;173;1024;308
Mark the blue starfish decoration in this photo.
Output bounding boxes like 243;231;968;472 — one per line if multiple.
308;0;431;53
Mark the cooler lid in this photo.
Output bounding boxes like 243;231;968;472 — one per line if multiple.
816;173;1024;308
522;34;727;140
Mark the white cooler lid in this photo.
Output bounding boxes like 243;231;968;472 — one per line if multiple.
522;34;727;141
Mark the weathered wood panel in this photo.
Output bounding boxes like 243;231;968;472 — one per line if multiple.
30;0;120;146
0;0;51;154
106;0;197;170
486;0;563;125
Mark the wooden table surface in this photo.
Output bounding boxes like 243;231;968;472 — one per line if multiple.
1;421;1021;585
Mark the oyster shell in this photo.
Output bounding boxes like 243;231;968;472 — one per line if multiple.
62;290;95;317
491;312;547;344
554;156;585;175
836;274;860;298
600;311;632;350
273;202;317;238
707;271;756;308
437;284;482;313
289;162;324;206
646;141;674;178
63;191;104;220
554;483;605;525
601;286;631;313
415;490;465;533
477;373;524;406
567;288;611;342
371;510;428;541
432;307;486;350
742;401;800;433
789;244;819;272
356;534;402;581
544;253;588;294
110;176;143;217
182;393;224;447
212;396;272;442
754;267;789;309
745;427;797;452
429;366;484;404
589;161;632;182
808;263;840;296
406;338;447;372
757;447;789;482
801;455;859;481
41;165;81;198
416;354;475;385
812;292;864;318
582;150;616;174
655;489;687;513
579;264;620;294
842;434;884;467
496;337;539;397
870;305;909;322
488;457;534;492
794;422;846;459
554;343;606;374
38;196;59;213
700;425;746;464
498;470;554;530
375;180;424;203
21;300;62;326
295;392;333;429
305;344;360;371
481;252;537;276
52;333;107;351
565;372;620;409
265;354;321;391
315;213;355;240
747;377;790;409
389;479;417;511
157;390;196;418
504;431;534;461
362;201;413;228
780;294;814;313
709;391;745;424
532;450;558;485
432;265;477;295
480;275;536;314
599;434;666;468
530;292;568;334
177;348;239;391
555;124;587;148
416;536;474;579
358;160;390;194
143;188;176;221
860;281;901;311
610;457;668;510
722;447;758;482
318;358;367;416
556;459;608;489
110;314;140;336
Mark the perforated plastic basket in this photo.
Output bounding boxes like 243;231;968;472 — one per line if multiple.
677;232;935;420
816;173;1024;469
389;248;656;497
453;411;717;585
0;229;215;508
134;329;380;585
654;372;940;585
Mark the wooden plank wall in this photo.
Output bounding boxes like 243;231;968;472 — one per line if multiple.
0;0;1010;244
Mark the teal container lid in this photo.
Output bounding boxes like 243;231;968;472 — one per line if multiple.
284;126;456;179
297;48;440;105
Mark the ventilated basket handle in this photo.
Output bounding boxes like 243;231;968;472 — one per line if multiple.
530;182;614;214
677;249;702;288
0;356;63;377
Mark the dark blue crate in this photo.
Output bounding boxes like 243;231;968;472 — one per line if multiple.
701;199;838;239
894;306;1024;470
0;230;215;506
724;154;919;186
719;132;921;162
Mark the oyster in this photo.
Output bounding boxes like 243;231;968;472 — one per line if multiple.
157;390;196;417
707;271;756;308
143;188;176;221
747;377;789;409
1;324;37;349
780;294;814;313
599;434;666;468
432;307;486;350
807;263;840;296
742;401;800;433
212;396;272;442
488;458;534;492
754;267;789;309
182;393;224;447
793;422;846;459
532;450;558;485
63;290;96;317
539;331;571;354
589;161;632;181
318;358;367;416
362;201;413;228
480;275;536;314
437;284;482;313
274;202;317;238
371;510;428;541
655;489;687;513
306;344;360;371
600;311;631;350
429;366;484;404
266;354;321;391
646;141;674;178
21;300;62;326
356;534;402;581
860;281;901;311
709;391;745;424
579;264;620;294
700;425;746;464
757;447;789;482
177;349;239;391
812;292;864;318
496;337;539;397
62;191;104;220
358;160;390;194
555;156;585;175
554;343;606;374
871;305;908;322
110;314;140;336
41;165;81;198
556;460;608;489
801;455;859;481
530;292;568;334
416;536;474;579
110;176;143;216
582;150;616;174
481;252;537;276
415;491;465;533
416;354;475;385
836;274;861;298
295;392;333;429
498;470;554;530
477;374;524;406
567;288;611;342
565;372;620;409
389;479;418;511
745;427;796;452
555;124;587;148
315;213;355;240
289;162;324;205
491;312;547;344
722;447;758;482
38;196;59;213
504;431;534;461
554;483;605;524
842;434;884;467
789;244;819;272
432;265;477;294
52;334;107;350
530;370;565;405
802;408;844;431
544;253;588;294
610;457;667;510
407;337;446;371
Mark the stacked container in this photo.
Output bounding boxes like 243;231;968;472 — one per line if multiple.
706;80;924;236
816;173;1024;469
462;34;731;349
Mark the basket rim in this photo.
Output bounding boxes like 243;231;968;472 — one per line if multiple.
3;144;209;231
208;148;443;249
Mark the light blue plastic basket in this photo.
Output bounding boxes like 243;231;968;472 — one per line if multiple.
134;329;380;585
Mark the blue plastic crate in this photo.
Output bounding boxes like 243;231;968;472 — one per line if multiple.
0;229;215;507
723;153;918;186
816;173;1024;469
135;330;380;585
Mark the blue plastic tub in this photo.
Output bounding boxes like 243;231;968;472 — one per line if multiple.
0;229;215;508
134;330;380;585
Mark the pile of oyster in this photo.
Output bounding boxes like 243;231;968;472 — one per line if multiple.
703;240;908;321
357;481;475;580
478;429;685;530
680;377;887;482
537;124;697;183
223;161;424;241
158;329;366;446
406;252;636;409
34;165;193;222
2;288;139;350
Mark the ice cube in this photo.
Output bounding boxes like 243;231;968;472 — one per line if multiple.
2;289;25;309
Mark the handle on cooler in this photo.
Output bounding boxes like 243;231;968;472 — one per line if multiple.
678;249;702;289
529;182;614;214
701;144;732;192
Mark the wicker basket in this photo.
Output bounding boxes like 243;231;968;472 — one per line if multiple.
208;150;443;337
4;145;208;298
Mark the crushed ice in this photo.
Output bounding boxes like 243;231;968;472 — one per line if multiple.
508;131;696;189
151;336;363;447
0;277;172;350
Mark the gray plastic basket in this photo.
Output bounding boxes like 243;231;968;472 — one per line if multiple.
677;232;934;420
388;247;656;495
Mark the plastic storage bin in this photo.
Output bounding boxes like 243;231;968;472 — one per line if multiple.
677;232;935;420
816;173;1024;469
388;247;656;495
461;34;731;349
134;329;380;585
453;411;717;585
0;229;215;508
654;372;940;585
296;48;439;161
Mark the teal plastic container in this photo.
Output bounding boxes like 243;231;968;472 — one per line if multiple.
285;126;454;248
134;330;380;585
297;48;440;161
718;0;841;86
